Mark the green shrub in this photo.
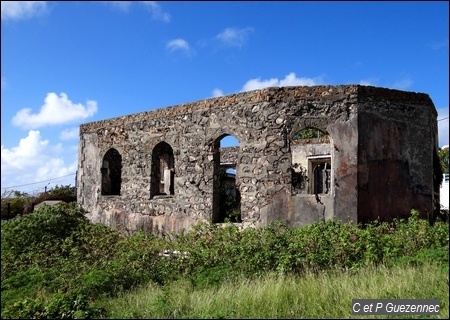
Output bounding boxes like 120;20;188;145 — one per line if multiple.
2;207;448;319
171;210;449;279
1;291;104;319
0;190;30;219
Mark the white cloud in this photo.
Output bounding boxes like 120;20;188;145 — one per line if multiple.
212;88;224;97
1;130;77;192
1;131;48;174
141;1;170;22
1;1;47;21
359;76;412;90
103;1;132;12
392;77;413;91
101;1;170;22
216;27;254;48
60;127;79;141
166;38;191;54
12;92;98;129
241;72;320;92
34;157;77;186
359;77;379;86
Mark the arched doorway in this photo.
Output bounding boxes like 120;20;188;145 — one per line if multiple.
212;134;241;223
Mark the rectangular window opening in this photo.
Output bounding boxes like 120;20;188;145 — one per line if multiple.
307;156;331;195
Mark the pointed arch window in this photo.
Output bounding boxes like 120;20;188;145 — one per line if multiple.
151;142;175;198
101;148;122;196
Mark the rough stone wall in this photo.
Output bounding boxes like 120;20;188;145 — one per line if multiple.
219;147;238;166
356;86;439;222
77;85;438;235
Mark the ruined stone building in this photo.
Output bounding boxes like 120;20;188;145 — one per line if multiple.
77;85;440;236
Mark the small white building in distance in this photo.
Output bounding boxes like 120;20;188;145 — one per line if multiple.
34;200;64;210
440;145;449;211
441;173;449;211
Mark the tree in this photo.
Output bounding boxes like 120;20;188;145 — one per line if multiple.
1;185;77;219
1;190;31;219
23;185;77;214
438;147;449;174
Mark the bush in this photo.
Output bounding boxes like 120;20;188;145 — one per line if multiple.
1;190;31;219
2;208;448;319
23;185;77;214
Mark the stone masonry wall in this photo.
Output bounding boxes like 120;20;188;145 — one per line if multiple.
78;85;438;235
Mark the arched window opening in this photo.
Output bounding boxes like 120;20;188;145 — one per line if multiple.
291;127;331;195
226;168;236;175
213;134;241;223
220;135;240;148
101;148;122;196
292;127;329;141
151;142;175;198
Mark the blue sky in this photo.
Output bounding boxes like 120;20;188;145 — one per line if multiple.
1;1;449;195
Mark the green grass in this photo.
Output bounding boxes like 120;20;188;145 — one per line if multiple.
2;204;448;319
96;262;449;319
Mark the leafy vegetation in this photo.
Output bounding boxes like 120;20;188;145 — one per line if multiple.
1;204;448;319
1;185;76;219
0;190;30;220
439;147;449;174
293;128;329;140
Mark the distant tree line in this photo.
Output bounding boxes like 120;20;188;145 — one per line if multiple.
1;185;76;220
438;147;449;174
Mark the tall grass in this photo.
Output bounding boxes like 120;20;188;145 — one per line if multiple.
97;262;449;319
1;204;448;319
